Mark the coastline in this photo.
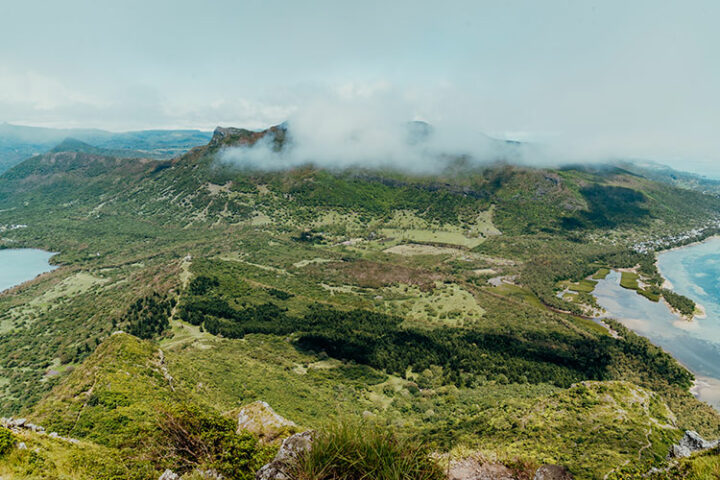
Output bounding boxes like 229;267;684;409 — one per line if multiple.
654;239;714;322
655;233;720;255
593;257;720;411
691;376;720;411
654;239;718;401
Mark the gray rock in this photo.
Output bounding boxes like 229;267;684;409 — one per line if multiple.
158;469;180;480
235;401;297;442
669;430;719;458
193;469;224;479
448;458;516;479
16;442;27;450
256;431;314;480
534;464;573;480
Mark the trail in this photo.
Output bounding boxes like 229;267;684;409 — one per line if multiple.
69;370;99;436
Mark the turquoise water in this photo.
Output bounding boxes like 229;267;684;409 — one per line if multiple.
0;249;56;292
594;237;720;409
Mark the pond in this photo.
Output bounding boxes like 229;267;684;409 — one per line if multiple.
0;248;57;293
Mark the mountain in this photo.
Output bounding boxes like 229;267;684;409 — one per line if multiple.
0;123;213;173
615;158;720;195
0;125;719;479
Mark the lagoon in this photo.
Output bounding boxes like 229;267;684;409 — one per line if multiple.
594;237;720;409
0;249;56;292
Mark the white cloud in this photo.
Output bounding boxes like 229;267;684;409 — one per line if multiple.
219;85;537;173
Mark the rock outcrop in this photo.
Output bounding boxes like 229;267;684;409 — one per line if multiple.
233;401;297;443
208;125;286;150
1;417;78;444
669;430;719;458
256;430;313;480
158;470;180;480
447;458;573;480
534;464;573;480
448;458;516;480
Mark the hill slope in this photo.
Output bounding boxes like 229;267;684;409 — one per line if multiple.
0;125;719;478
0;123;212;173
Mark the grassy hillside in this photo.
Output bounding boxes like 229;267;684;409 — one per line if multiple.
0;126;719;477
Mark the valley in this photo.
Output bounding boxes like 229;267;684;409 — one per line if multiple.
0;126;719;479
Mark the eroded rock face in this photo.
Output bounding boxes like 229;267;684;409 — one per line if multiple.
448;458;516;480
447;458;573;480
669;430;719;458
256;431;313;480
534;464;573;480
235;401;297;443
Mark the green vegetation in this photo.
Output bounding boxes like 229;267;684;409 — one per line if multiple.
0;428;13;456
291;421;444;480
620;271;640;290
592;267;611;279
123;293;175;339
28;333;277;479
566;278;598;293
470;381;681;479
0;127;719;477
0;431;152;480
662;288;697;316
152;403;275;479
646;448;720;479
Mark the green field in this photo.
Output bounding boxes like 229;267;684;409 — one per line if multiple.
620;271;640;290
592;267;611;280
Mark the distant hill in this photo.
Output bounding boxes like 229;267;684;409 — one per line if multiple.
0;123;212;173
615;159;720;195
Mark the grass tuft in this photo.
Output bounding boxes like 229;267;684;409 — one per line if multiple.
291;420;444;480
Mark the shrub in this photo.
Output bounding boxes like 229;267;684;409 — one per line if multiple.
662;289;696;316
291;420;444;480
123;293;174;339
153;403;275;480
0;427;14;456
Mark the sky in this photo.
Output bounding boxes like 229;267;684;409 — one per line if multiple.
1;0;719;174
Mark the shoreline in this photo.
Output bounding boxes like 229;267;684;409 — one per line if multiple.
654;241;713;322
594;262;720;411
653;240;717;398
654;233;720;256
0;248;58;294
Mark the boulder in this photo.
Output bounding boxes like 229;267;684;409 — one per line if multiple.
256;431;313;480
669;430;719;458
534;464;573;480
447;458;516;480
158;469;179;480
234;401;297;442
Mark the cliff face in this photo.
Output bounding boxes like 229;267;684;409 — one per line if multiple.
208;125;287;150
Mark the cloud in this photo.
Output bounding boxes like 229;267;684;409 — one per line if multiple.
218;85;541;174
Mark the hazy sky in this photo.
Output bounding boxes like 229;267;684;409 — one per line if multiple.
1;0;719;173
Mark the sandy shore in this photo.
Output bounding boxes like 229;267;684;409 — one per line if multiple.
655;234;720;255
691;376;720;411
654;247;708;322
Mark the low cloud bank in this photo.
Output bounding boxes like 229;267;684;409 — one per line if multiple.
218;91;548;174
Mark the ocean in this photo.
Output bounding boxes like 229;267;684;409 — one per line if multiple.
593;237;720;409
